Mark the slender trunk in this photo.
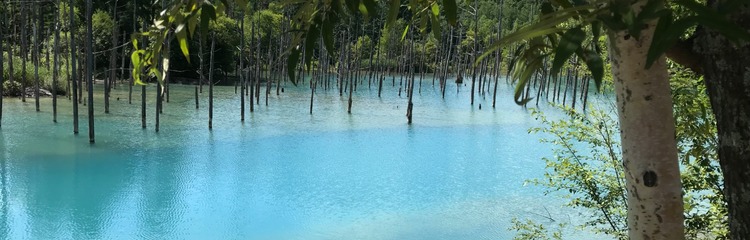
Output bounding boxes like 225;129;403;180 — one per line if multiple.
86;0;95;143
608;3;684;238
69;0;79;134
141;21;147;129
120;34;126;89
34;8;40;112
199;32;204;93
265;34;272;106
0;8;3;127
406;24;415;124
129;7;136;104
156;80;161;132
6;13;13;85
694;4;750;238
21;3;26;103
239;12;245;121
106;7;118;114
53;0;61;122
208;34;215;130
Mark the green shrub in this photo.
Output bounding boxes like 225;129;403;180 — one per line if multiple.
2;81;23;96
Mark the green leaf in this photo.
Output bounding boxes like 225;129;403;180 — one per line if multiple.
578;49;604;91
131;50;146;85
513;55;544;105
646;10;675;69
358;2;369;19
321;16;336;58
400;25;409;42
200;3;216;39
287;48;301;85
443;0;457;26
187;14;198;37
387;0;400;27
478;27;564;65
362;0;378;18
304;24;320;69
551;27;585;76
431;2;439;17
176;23;190;63
591;21;601;42
430;12;441;40
477;5;595;64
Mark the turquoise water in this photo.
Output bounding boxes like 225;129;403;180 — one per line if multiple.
1;76;601;239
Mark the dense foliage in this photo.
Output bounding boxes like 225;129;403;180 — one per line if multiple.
515;64;726;239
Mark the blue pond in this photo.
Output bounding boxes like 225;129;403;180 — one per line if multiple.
0;78;601;239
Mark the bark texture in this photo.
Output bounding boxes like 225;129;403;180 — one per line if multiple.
693;3;750;239
608;3;685;238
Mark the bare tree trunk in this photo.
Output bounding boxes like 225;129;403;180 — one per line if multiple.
239;10;245;121
21;2;27;103
106;5;118;114
69;0;79;134
0;7;4;127
129;6;135;104
406;24;415;124
208;34;215;130
86;0;95;143
53;0;61;122
249;8;255;112
34;6;40;112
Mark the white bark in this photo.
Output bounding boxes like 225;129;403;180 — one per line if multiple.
608;4;685;239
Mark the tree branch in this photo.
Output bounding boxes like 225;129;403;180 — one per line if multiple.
665;36;704;75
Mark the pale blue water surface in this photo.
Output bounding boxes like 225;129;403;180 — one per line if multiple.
0;76;605;239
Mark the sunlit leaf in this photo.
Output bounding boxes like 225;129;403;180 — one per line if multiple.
176;23;190;63
401;25;409;42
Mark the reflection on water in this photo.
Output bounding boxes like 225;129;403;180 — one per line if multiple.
0;76;604;239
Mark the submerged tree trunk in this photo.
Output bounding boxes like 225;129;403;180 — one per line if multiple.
34;8;40;112
693;4;750;238
0;9;4;127
69;0;79;134
608;3;684;238
21;2;27;103
53;0;61;122
86;0;95;143
239;11;245;121
208;34;215;130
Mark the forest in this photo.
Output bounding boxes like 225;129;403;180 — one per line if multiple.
1;0;749;239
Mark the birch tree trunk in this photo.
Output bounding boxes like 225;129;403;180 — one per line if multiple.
608;1;684;238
